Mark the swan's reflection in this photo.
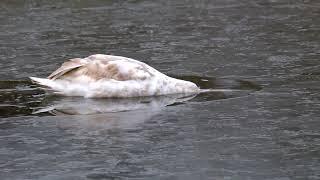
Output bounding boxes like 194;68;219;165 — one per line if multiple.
35;93;196;116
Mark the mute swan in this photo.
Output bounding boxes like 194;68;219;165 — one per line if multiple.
30;54;200;98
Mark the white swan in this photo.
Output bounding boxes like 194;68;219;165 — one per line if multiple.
30;54;200;98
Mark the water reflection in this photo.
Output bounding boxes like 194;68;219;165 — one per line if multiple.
34;94;196;115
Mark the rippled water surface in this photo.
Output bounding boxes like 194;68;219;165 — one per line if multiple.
0;0;319;179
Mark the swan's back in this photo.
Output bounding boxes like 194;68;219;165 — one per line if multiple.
48;54;161;82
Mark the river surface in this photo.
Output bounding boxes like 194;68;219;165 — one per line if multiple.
0;0;319;179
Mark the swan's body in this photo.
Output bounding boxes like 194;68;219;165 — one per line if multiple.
30;54;200;98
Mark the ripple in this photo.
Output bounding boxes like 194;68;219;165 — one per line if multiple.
0;76;261;117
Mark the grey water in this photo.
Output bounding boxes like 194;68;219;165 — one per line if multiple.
0;0;319;179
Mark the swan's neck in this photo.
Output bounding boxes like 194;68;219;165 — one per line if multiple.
168;77;200;93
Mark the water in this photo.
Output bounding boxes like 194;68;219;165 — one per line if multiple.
0;0;319;179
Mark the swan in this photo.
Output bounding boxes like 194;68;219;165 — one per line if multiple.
30;54;200;98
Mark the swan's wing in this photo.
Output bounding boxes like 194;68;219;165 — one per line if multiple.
101;59;154;81
48;58;85;80
52;58;155;82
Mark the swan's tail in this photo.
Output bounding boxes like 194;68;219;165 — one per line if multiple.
29;77;65;95
30;77;88;97
30;77;57;88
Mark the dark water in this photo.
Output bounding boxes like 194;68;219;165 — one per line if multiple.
0;0;319;179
